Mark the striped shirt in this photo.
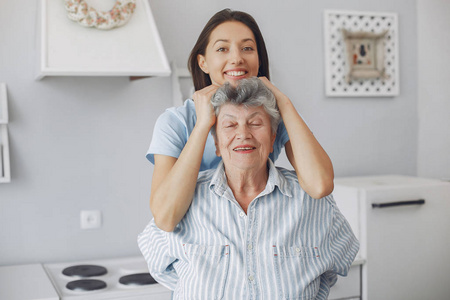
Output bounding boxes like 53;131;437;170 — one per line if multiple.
138;160;359;300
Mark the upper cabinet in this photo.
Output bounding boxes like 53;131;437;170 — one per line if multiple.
35;0;171;80
0;83;10;183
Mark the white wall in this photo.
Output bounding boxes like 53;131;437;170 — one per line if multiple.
0;0;418;265
151;0;418;176
417;0;450;180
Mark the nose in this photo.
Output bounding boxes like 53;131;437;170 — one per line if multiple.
236;125;251;139
229;47;243;65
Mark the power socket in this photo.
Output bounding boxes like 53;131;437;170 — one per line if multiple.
80;210;102;229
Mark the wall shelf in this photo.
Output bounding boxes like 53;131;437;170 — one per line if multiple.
35;0;171;79
0;83;10;183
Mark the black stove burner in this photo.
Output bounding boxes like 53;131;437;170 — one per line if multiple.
119;273;157;286
62;265;107;277
66;279;107;291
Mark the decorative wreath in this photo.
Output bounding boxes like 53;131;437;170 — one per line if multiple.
64;0;137;30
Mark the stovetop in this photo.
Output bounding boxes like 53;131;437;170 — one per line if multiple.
43;256;171;300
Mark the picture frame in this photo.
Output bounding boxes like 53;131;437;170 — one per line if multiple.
323;10;399;97
342;29;389;83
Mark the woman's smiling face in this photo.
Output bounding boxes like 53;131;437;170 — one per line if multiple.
214;103;275;172
197;21;260;87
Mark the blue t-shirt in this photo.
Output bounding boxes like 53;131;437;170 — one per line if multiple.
146;99;290;171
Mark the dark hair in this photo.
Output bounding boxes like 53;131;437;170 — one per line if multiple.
188;9;270;91
210;77;280;137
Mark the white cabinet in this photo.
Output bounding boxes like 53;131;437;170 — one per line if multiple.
333;175;450;300
0;264;59;300
329;264;361;300
35;0;170;79
0;83;10;183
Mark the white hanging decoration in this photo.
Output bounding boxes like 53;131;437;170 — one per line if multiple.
65;0;137;30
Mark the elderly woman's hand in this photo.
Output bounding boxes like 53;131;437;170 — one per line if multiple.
192;84;219;130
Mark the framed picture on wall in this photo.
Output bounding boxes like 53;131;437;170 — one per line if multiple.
324;10;399;97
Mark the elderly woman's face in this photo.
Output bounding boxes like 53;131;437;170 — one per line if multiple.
214;103;276;172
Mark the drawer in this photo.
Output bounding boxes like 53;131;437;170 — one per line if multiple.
328;265;361;300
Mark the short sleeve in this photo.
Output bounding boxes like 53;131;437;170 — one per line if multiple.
137;221;178;290
329;206;360;277
146;110;188;164
269;120;290;162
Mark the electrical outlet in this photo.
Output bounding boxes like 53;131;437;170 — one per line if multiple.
80;210;102;229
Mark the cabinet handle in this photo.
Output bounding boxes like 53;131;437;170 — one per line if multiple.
372;199;425;208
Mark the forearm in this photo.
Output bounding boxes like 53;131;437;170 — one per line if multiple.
278;96;334;199
150;125;211;231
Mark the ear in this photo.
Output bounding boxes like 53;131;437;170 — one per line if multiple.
270;133;276;153
197;54;209;74
213;134;221;157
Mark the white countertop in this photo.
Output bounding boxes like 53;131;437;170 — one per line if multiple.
0;263;59;300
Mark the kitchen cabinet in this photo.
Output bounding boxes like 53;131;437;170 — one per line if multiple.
35;0;170;79
333;175;450;300
329;264;362;300
0;83;10;183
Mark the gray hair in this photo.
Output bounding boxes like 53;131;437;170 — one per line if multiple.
210;77;281;137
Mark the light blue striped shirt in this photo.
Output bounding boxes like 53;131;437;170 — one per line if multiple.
138;160;359;300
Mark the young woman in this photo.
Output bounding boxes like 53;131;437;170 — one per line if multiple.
147;9;334;232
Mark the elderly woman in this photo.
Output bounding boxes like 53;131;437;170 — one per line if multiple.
138;78;359;300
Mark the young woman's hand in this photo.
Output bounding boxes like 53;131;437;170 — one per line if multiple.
258;76;289;106
192;85;219;130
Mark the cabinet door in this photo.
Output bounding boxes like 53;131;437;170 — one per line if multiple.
328;265;361;300
364;184;450;300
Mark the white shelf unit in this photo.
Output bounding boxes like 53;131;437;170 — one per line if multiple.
35;0;171;79
0;83;10;183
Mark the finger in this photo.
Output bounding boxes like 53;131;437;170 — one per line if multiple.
193;85;218;98
258;76;268;81
205;84;219;93
258;76;272;86
259;77;276;91
201;86;219;100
